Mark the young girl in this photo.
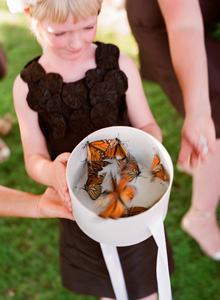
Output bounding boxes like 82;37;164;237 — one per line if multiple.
8;0;174;299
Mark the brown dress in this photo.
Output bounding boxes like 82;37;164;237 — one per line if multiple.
126;0;220;138
20;42;174;299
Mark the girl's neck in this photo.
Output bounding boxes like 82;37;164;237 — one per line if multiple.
39;44;97;83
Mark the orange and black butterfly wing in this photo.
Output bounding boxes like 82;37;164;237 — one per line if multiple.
114;139;129;160
128;206;147;216
151;153;160;169
87;184;102;200
151;154;169;181
120;154;141;182
109;198;125;219
152;164;169;181
101;177;135;218
85;172;106;200
96;174;123;218
104;146;116;159
117;156;129;170
88;139;117;163
97;192;125;219
87;139;114;164
87;162;96;177
120;167;134;182
86;143;103;164
151;154;162;179
129;156;141;180
118;177;136;205
89;139;113;153
90;160;111;172
97;193;116;218
104;139;119;159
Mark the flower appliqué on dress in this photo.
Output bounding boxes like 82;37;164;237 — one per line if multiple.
89;82;117;106
91;102;118;127
96;43;119;70
62;82;87;109
39;73;63;96
85;68;106;89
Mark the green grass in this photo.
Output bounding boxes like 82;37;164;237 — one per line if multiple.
0;2;220;300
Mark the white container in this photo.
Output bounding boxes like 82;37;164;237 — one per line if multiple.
66;126;173;247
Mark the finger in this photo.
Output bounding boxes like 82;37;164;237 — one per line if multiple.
63;198;72;212
182;128;200;152
58;208;75;220
178;139;192;166
51;189;73;215
62;188;72;212
57;186;72;212
62;183;72;206
189;151;199;168
64;193;72;210
56;152;71;164
62;200;72;212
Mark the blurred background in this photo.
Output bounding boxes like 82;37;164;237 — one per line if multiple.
0;0;219;299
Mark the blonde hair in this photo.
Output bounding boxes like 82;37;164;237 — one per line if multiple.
29;0;103;23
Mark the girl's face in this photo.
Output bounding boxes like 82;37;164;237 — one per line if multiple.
38;13;98;60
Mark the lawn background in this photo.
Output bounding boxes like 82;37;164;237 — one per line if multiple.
0;1;220;299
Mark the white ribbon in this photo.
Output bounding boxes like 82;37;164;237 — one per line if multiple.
100;215;172;300
100;243;128;300
148;214;172;300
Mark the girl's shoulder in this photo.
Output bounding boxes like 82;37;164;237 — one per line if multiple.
13;73;29;111
118;51;139;78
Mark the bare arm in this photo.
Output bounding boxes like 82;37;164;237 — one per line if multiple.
119;52;162;142
13;75;72;210
157;0;216;165
0;185;74;219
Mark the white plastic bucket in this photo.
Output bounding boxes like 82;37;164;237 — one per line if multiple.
66;126;173;300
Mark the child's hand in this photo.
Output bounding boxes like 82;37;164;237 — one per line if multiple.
50;152;72;212
140;123;162;143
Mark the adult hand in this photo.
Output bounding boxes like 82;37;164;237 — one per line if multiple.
36;187;74;220
178;114;216;168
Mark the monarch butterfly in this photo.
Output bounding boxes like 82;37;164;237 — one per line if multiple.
86;139;109;164
86;145;103;165
102;139;119;159
89;139;114;152
104;138;128;160
117;156;129;171
119;153;141;182
84;169;106;200
86;139;117;164
151;154;169;181
95;174;136;219
89;160;111;172
123;206;148;217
